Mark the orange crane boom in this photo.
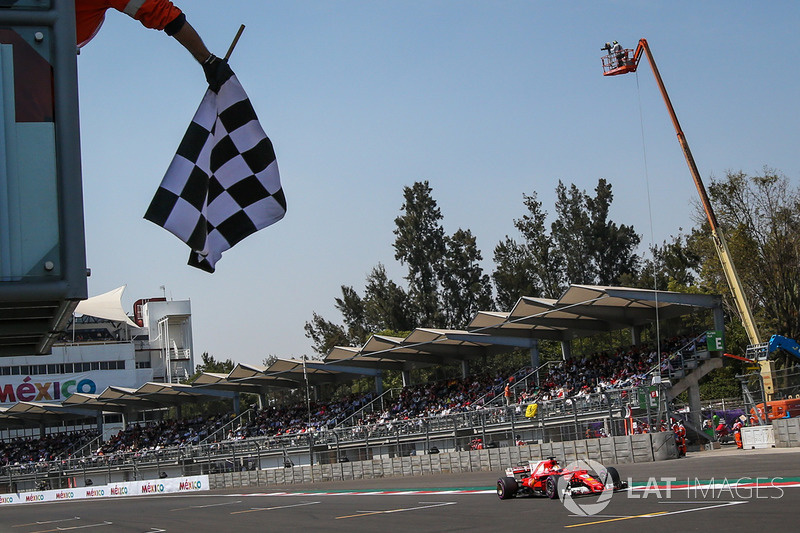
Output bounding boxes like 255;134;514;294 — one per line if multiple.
601;39;761;348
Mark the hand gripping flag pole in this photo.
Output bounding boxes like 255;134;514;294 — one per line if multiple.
145;25;287;273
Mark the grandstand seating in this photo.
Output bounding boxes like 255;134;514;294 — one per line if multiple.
1;334;707;471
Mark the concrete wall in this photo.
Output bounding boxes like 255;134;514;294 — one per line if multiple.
773;418;800;447
209;432;677;490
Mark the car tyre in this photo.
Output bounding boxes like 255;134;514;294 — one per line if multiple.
605;466;622;489
497;477;518;500
545;475;560;499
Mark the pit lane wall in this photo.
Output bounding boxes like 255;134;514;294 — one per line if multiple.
209;432;676;489
0;475;208;506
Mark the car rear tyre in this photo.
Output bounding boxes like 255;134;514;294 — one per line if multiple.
497;477;518;500
605;467;622;489
545;475;560;499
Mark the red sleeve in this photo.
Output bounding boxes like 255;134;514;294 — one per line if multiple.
108;0;183;31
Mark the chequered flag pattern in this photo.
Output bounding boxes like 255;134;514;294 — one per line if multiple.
145;75;286;272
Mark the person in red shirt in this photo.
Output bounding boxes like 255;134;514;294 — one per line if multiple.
75;1;230;90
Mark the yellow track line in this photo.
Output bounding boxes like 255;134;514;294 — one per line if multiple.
566;511;668;528
337;510;388;519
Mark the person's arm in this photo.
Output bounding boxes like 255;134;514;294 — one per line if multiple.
164;13;232;91
129;3;211;63
171;20;212;63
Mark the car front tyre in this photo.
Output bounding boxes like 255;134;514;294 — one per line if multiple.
605;466;622;490
546;475;560;499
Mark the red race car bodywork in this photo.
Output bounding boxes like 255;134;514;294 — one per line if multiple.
496;457;627;500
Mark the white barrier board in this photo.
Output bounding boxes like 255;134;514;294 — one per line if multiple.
0;475;209;506
741;425;776;449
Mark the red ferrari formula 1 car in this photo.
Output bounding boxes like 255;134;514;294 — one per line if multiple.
496;457;627;500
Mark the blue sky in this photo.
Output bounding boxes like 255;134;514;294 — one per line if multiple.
76;1;800;366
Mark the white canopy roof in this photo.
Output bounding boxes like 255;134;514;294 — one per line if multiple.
75;285;139;328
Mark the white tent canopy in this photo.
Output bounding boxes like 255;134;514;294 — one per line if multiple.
74;285;139;328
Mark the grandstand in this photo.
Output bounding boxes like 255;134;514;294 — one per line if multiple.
1;284;729;495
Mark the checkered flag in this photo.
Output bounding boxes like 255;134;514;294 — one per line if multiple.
145;74;286;272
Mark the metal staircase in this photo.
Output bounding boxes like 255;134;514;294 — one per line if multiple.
661;334;726;435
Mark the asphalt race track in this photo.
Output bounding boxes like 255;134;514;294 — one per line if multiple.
2;447;799;533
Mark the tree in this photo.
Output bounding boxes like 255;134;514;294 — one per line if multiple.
334;285;369;345
440;228;494;328
305;266;415;356
393;181;447;326
306;180;493;355
492;237;537;310
304;310;350;356
699;365;743;400
304;181;451;355
492;191;561;309
184;353;238;418
551;181;594;286
690;168;800;359
187;352;234;383
627;233;701;291
585;179;641;285
363;264;413;333
493;179;640;308
518;192;562;299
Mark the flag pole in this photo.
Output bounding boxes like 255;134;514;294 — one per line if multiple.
224;24;246;61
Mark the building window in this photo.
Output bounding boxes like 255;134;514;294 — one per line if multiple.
0;359;131;377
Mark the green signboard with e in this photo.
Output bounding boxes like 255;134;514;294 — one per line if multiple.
706;330;724;351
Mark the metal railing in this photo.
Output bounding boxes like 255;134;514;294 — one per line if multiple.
333;388;402;429
478;361;558;408
200;409;254;444
62;432;103;460
658;333;714;378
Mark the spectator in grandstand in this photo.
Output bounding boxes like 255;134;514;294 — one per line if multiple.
6;334;702;465
0;429;98;471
